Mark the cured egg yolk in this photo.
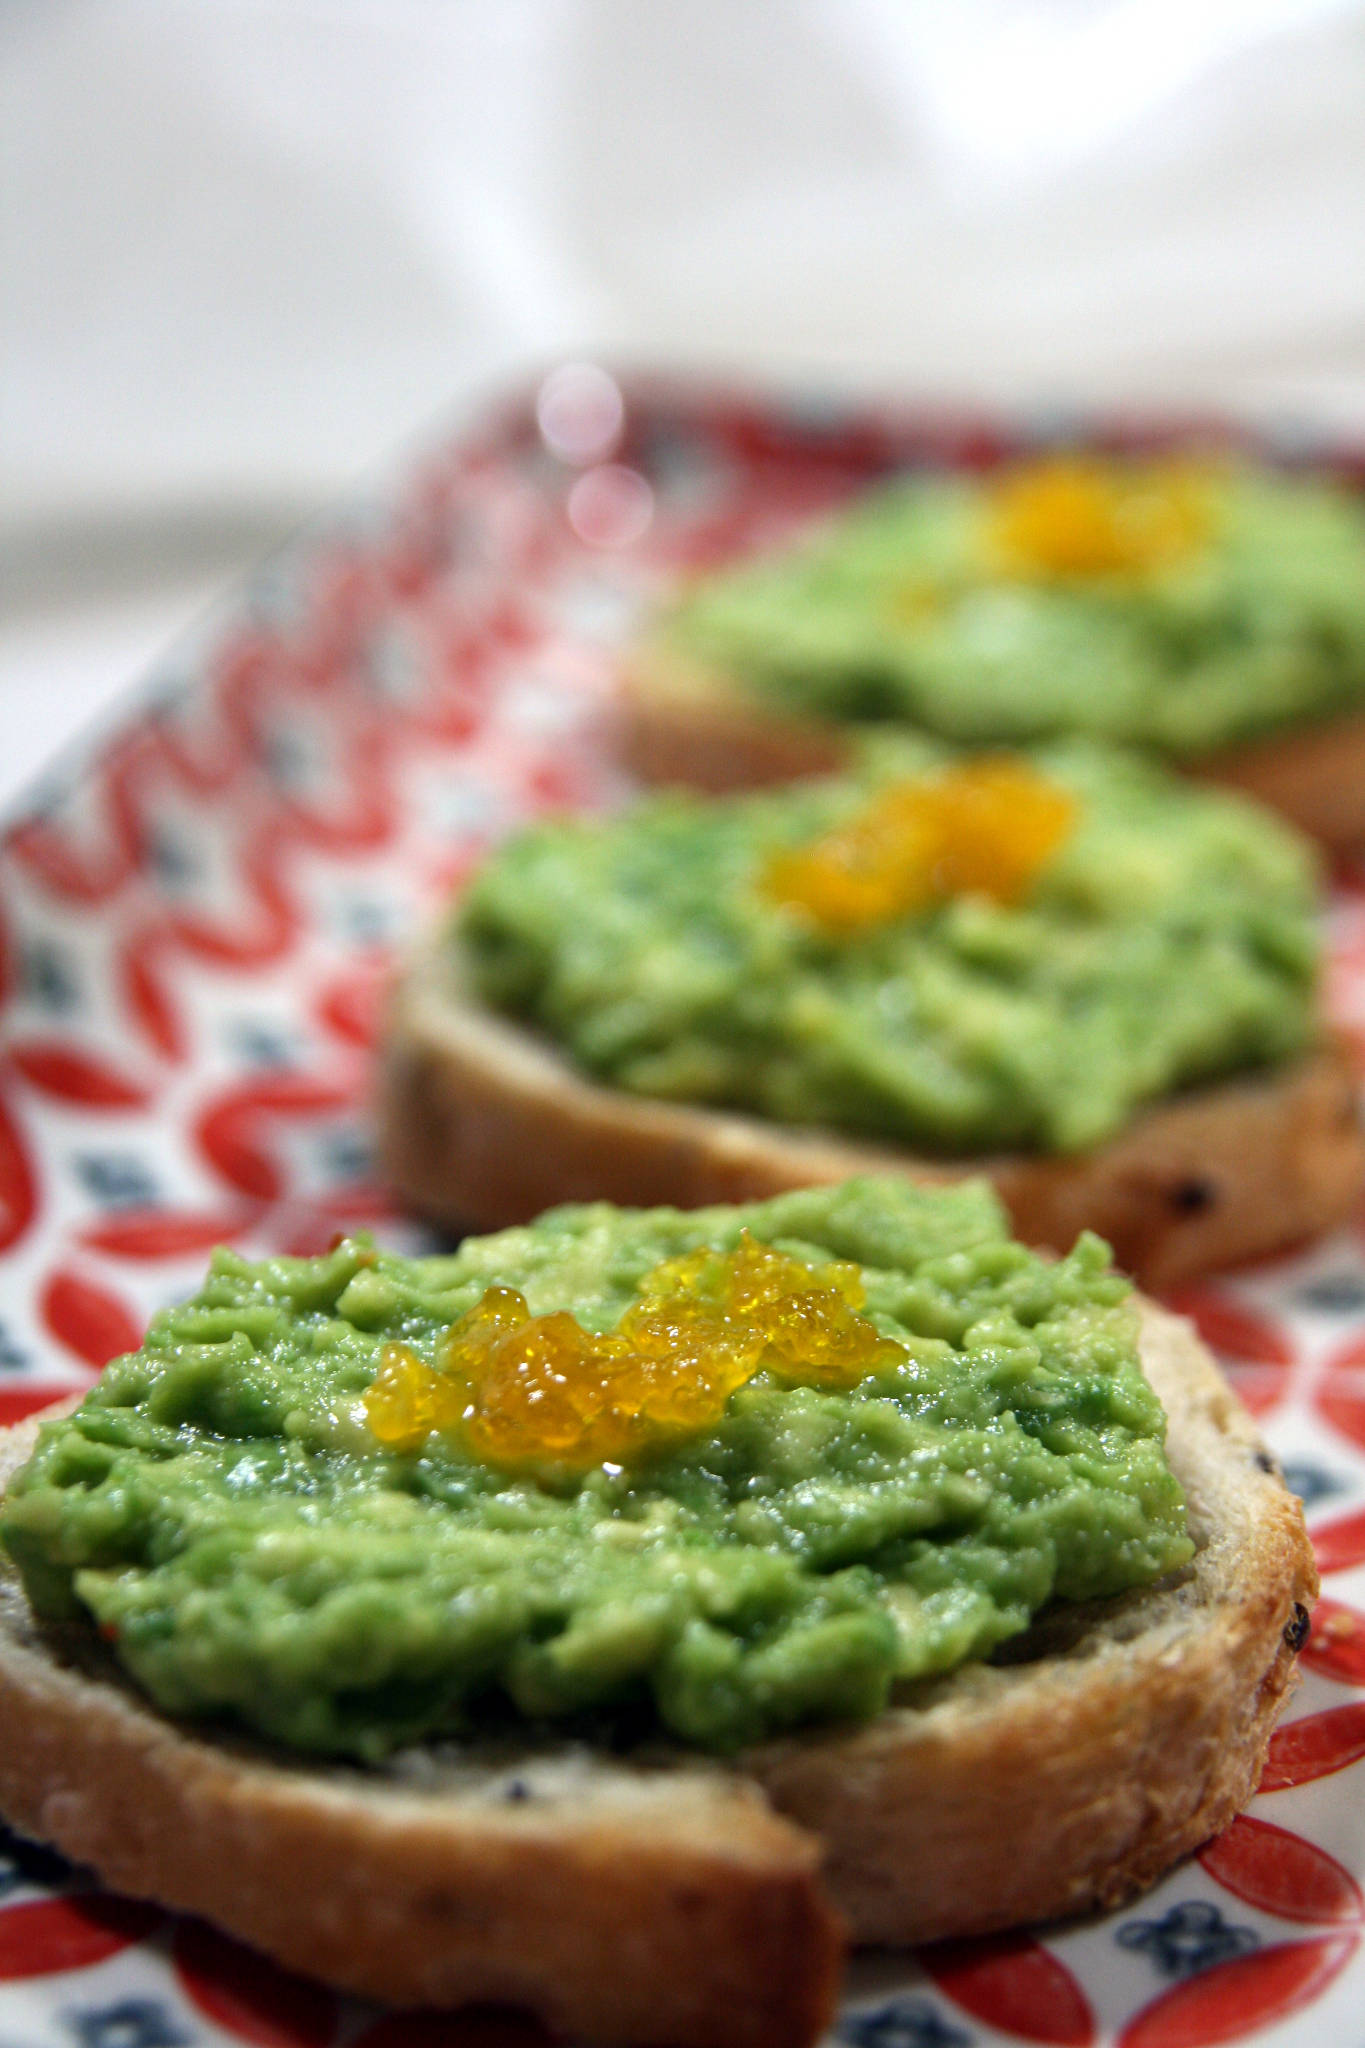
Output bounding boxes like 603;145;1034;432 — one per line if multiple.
764;758;1077;935
365;1234;904;1471
985;456;1212;581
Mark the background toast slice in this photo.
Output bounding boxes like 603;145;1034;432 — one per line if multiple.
618;636;1365;852
380;936;1365;1289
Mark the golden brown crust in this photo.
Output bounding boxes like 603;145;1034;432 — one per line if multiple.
618;637;849;791
0;1417;839;2048
618;637;1365;851
1187;706;1365;853
750;1304;1317;1942
0;1308;1315;2026
379;938;1365;1289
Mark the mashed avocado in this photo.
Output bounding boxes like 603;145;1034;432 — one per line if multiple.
461;738;1320;1153
664;465;1365;755
2;1180;1192;1758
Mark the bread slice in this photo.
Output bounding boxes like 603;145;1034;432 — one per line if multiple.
745;1303;1317;1941
379;936;1365;1290
617;636;1365;852
0;1306;1316;2042
0;1396;839;2048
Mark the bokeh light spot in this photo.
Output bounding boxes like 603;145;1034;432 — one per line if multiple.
536;363;624;467
566;463;654;549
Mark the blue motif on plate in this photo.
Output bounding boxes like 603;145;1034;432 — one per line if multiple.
1116;1899;1259;1977
65;1998;190;2048
21;942;80;1012
0;1321;31;1372
72;1155;161;1212
839;1994;973;2047
228;1021;304;1070
1279;1461;1346;1510
1292;1273;1365;1316
144;829;199;892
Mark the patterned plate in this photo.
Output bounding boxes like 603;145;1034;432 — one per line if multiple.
1;371;1363;2048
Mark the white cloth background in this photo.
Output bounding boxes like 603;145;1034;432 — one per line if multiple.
3;0;1364;807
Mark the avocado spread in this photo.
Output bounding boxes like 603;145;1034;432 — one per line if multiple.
663;460;1365;755
460;737;1320;1154
2;1180;1192;1758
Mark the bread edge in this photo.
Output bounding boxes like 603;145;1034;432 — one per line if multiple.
0;1409;840;2048
616;635;1365;852
748;1302;1318;1942
378;936;1365;1290
0;1306;1316;2030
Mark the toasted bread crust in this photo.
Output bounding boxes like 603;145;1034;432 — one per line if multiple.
379;938;1365;1289
750;1304;1316;1941
619;637;849;792
618;637;1365;850
1187;707;1365;851
0;1310;1314;2033
0;1413;839;2048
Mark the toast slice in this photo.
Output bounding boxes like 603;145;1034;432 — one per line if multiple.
618;636;1365;852
0;1306;1315;2044
380;936;1365;1289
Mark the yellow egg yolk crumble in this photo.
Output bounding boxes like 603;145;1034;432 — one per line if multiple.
763;758;1077;935
364;1232;905;1471
985;456;1212;580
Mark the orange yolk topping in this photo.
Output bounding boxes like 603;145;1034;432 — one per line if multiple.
764;758;1077;935
364;1233;904;1470
985;456;1212;580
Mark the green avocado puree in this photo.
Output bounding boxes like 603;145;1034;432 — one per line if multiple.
2;1180;1192;1758
664;467;1365;754
461;737;1320;1154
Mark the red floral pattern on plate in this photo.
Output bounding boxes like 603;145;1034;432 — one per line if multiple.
1198;1816;1364;1924
922;1931;1095;2043
1160;1291;1295;1418
0;1089;37;1252
1310;1503;1365;1575
1260;1703;1365;1792
1116;1936;1358;2048
1316;1335;1365;1453
8;1040;152;1110
0;1385;81;1426
1299;1596;1365;1687
0;1895;160;1980
40;1267;143;1369
79;1207;254;1259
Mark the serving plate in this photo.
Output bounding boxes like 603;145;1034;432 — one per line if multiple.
1;369;1364;2048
